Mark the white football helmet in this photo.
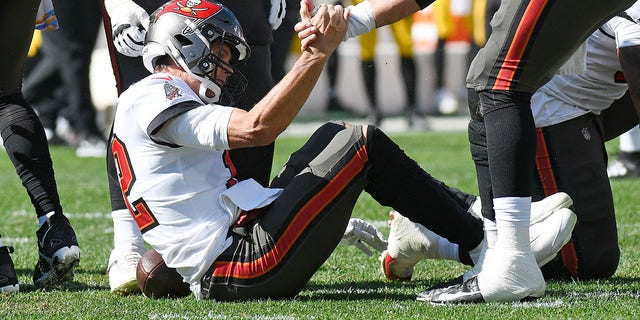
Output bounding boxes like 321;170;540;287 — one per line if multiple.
143;0;250;104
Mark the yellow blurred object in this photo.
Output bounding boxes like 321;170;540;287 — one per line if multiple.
358;15;415;60
28;30;42;57
434;0;454;38
433;0;473;42
472;0;488;47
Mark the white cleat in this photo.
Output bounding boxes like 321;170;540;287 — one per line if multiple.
385;193;576;283
530;207;577;266
530;192;573;224
418;196;576;303
451;205;577;303
462;207;577;283
108;248;144;295
380;211;442;281
607;158;640;178
426;248;545;304
476;247;546;303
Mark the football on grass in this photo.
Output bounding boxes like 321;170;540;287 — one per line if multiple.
136;248;191;298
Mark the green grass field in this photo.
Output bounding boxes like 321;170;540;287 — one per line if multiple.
0;130;639;319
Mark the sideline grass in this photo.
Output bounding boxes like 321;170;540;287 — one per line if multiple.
0;131;638;319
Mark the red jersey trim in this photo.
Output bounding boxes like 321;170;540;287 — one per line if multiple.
493;0;549;90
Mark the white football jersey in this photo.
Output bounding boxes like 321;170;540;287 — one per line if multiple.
112;73;237;286
532;14;640;127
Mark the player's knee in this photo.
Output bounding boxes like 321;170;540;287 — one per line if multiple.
558;239;620;280
571;215;619;279
364;124;386;148
291;121;346;160
327;120;349;128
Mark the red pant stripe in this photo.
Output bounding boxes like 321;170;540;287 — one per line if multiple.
535;128;579;276
535;127;559;195
212;145;369;279
560;242;580;276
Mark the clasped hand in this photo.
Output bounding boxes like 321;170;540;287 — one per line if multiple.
294;0;350;53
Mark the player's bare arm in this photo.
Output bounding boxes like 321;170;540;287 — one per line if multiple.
366;0;421;27
619;45;640;114
295;0;421;50
226;4;350;148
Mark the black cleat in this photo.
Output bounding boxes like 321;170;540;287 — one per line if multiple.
33;214;80;288
423;276;484;304
415;275;463;302
0;242;19;293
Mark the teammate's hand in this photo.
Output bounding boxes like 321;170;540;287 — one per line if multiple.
295;0;318;51
106;0;149;57
340;218;388;256
269;0;287;30
301;4;349;56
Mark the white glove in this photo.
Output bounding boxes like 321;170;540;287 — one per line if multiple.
105;0;150;57
113;25;147;57
340;218;388;256
269;0;287;30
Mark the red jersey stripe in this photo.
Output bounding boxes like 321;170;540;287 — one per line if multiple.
493;0;549;90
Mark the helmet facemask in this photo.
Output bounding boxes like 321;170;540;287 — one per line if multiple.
167;24;248;104
143;1;251;105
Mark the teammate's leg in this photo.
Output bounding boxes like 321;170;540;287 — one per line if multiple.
534;114;619;280
0;0;80;288
430;0;634;303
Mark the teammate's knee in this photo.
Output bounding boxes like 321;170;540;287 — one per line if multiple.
578;244;620;280
571;213;619;279
553;239;620;280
